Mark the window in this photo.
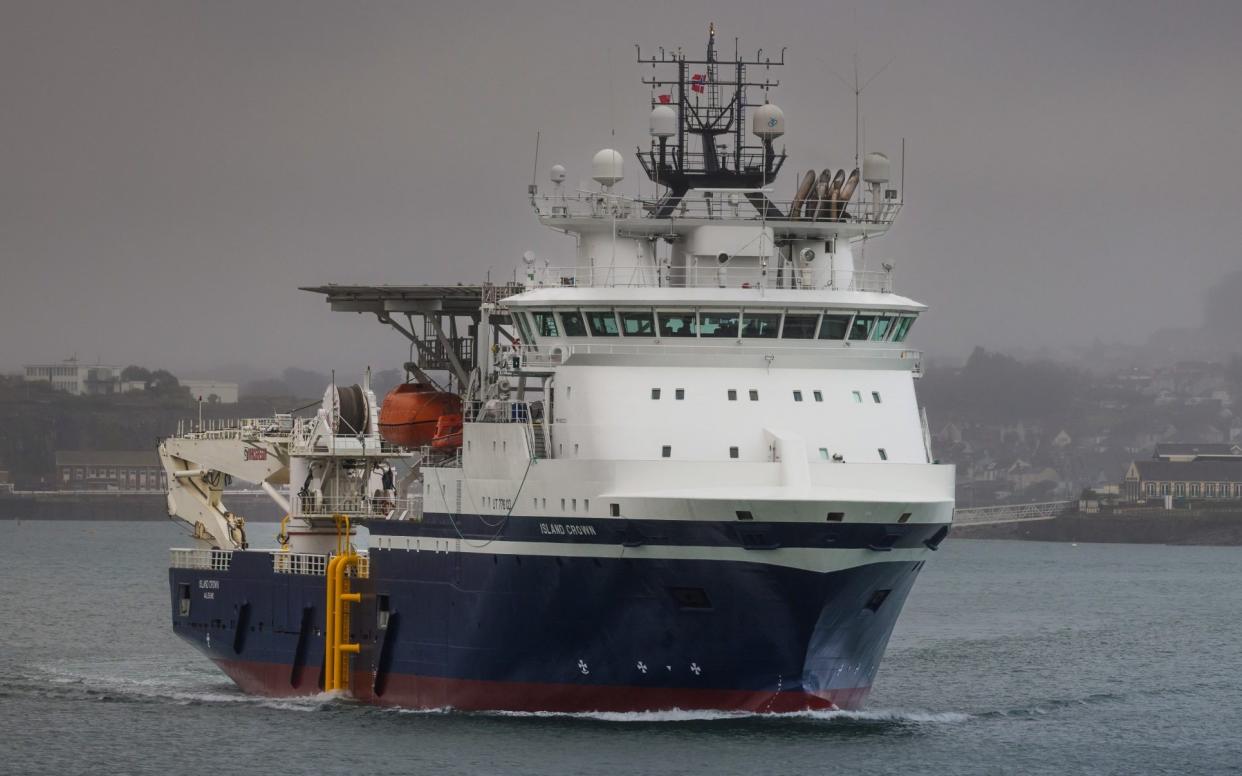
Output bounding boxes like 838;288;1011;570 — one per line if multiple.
819;314;852;340
891;315;916;342
813;390;823;402
532;311;559;337
878;448;888;461
561;498;566;510
698;310;740;338
727;389;738;401
819;448;829;460
898;512;912;523
848;315;876;341
651;388;661;400
584;499;589;511
736;510;754;521
1207;483;1217;497
586;310;621;336
781;314;819;339
749;389;759;401
729;446;739;459
658;311;696;338
559;311;588;337
826;511;845;522
871;316;894;341
793;390;803;402
1189;483;1199;497
610;503;620;517
1175;482;1186;497
619;311;655;336
872;391;882;404
1146;482;1157;496
661;445;672;458
675;388;685;400
741;313;781;338
852;391;863;403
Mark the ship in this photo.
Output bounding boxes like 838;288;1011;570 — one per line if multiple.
162;26;954;713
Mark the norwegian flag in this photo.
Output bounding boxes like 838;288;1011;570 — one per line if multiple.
690;73;706;93
657;94;672;104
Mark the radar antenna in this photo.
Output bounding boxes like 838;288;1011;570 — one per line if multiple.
635;25;788;218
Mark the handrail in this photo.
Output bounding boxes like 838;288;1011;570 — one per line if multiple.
530;264;893;293
532;191;901;226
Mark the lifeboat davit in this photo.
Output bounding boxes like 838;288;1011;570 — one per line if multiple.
378;384;462;448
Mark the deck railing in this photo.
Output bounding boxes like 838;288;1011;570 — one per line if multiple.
532;264;893;293
169;548;233;571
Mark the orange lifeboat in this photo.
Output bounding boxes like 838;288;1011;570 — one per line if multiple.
431;413;463;450
378;384;462;448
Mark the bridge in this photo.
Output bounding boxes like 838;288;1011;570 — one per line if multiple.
953;500;1074;527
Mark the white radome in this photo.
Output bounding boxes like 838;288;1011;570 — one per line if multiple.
752;103;785;139
591;148;624;187
649;105;677;138
863;152;891;184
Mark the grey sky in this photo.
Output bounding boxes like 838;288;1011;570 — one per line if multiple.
2;0;1240;378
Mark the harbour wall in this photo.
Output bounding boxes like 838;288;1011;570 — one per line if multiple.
954;508;1242;546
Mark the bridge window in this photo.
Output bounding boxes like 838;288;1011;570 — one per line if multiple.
586;310;620;336
619;311;656;336
819;314;852;340
698;311;740;338
871;316;894;341
849;315;876;341
819;448;829;459
878;448;888;461
749;389;759;401
651;388;661;400
532;311;559;337
727;389;738;401
782;314;819;339
872;391;882;404
559;311;587;337
793;390;803;402
852;391;863;403
741;312;781;338
658;311;696;338
813;390;823;402
891;315;916;342
513;312;534;342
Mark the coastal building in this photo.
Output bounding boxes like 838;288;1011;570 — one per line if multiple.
1121;444;1242;501
23;360;125;395
181;379;239;404
55;451;167;491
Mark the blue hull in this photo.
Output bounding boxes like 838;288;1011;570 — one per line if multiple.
169;515;940;711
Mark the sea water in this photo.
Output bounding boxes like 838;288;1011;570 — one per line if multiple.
2;521;1240;775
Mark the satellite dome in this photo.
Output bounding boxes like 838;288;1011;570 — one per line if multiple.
591;148;624;187
863;152;891;184
752;103;785;140
649;105;676;138
549;164;566;183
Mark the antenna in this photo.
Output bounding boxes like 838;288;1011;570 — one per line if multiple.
529;132;541;196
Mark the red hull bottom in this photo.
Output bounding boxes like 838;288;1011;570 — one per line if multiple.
213;658;870;713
